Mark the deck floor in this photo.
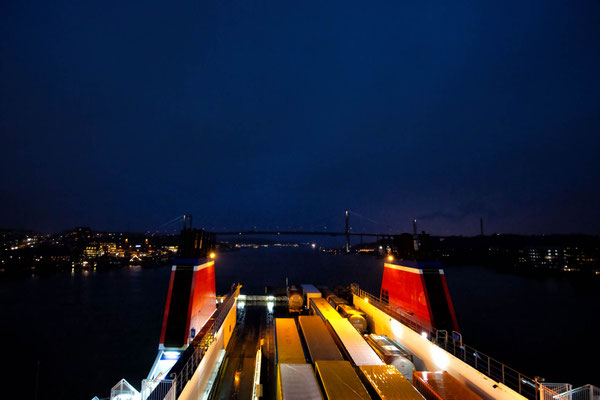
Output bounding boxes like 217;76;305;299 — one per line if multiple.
214;304;294;400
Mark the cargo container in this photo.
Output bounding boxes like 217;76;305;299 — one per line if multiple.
327;295;348;310
314;361;371;400
327;318;383;367
287;285;303;312
275;318;306;364
302;284;322;308
359;365;426;400
365;334;415;381
336;304;368;334
310;298;343;322
412;371;483;400
298;316;344;363
277;364;323;400
319;287;335;302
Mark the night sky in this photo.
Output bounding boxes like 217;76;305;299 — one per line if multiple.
1;0;599;235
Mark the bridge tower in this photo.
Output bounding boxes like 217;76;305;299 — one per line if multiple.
345;210;350;253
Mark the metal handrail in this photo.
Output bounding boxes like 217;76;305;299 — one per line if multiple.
351;284;541;399
557;384;600;400
155;285;241;400
142;379;174;400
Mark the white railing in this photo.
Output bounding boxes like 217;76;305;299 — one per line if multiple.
561;385;600;400
352;284;600;400
162;381;176;400
352;284;540;399
540;383;571;400
162;285;241;400
141;379;173;400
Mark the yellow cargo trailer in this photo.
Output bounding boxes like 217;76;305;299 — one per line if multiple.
315;361;371;400
359;365;426;400
275;318;306;364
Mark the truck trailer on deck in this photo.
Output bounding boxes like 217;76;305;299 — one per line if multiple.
298;316;344;363
310;298;343;322
315;360;371;400
359;365;426;400
277;364;323;400
302;284;322;308
275;318;306;364
327;318;384;367
412;371;483;400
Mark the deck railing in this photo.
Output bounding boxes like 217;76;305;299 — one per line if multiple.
172;285;240;398
147;285;240;400
350;284;540;400
559;385;600;400
539;384;600;400
142;379;174;400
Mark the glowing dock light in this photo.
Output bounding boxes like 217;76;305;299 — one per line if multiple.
421;331;429;339
364;297;369;303
387;255;394;261
209;252;216;259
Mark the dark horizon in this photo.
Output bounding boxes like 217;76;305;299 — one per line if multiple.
2;0;599;236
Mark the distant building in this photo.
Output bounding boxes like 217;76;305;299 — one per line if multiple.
518;246;598;270
98;242;117;256
163;245;178;254
84;243;99;258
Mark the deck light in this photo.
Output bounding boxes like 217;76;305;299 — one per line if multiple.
431;345;449;368
210;252;216;259
387;255;394;261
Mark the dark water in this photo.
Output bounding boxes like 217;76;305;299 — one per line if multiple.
2;247;598;399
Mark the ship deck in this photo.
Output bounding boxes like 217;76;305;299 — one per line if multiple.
213;304;295;400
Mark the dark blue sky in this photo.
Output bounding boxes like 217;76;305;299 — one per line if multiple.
1;0;599;235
